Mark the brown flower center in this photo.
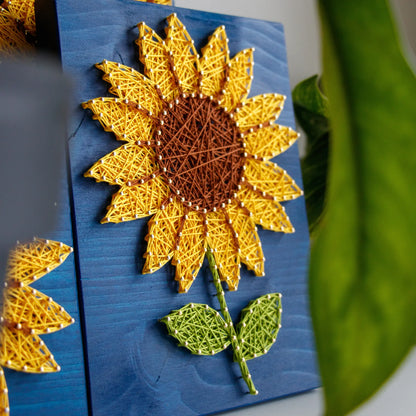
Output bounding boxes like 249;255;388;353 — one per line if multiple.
155;95;243;211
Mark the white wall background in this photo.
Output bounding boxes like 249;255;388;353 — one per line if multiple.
175;1;416;415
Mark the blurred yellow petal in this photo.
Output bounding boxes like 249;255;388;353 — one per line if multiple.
238;184;295;233
6;0;35;36
165;14;200;94
103;178;170;223
173;211;206;293
137;23;178;101
199;26;229;97
96;61;162;115
227;202;264;276
0;327;59;373
0;367;9;415
143;200;184;274
219;48;253;111
235;93;285;131
82;97;154;143
85;144;157;185
2;287;74;335
244;158;303;201
0;9;32;54
206;211;240;290
136;0;172;4
7;239;72;287
244;124;298;160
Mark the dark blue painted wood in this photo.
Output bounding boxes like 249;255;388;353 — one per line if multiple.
4;168;89;416
56;1;320;414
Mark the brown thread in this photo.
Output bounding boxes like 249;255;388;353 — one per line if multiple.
154;94;244;210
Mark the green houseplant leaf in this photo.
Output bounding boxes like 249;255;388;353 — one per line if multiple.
161;303;230;355
311;1;416;415
293;75;330;234
236;293;282;360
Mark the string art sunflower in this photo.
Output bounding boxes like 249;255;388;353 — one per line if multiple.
83;14;302;293
0;0;35;54
0;238;74;415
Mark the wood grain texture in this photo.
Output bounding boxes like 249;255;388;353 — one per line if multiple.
56;1;320;414
4;170;89;416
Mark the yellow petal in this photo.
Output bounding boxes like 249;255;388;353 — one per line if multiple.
137;23;178;101
0;367;9;414
2;287;74;335
0;327;59;373
244;124;298;160
235;93;285;131
237;184;295;232
173;211;206;293
103;178;170;223
136;0;172;3
143;200;184;274
199;26;229;97
227;202;264;276
206;211;240;291
85;144;157;185
7;239;72;286
6;0;35;36
82;97;154;143
219;48;253;111
95;61;162;114
0;10;32;54
244;158;303;201
165;14;200;94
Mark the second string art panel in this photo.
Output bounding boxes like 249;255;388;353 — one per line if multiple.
56;0;319;414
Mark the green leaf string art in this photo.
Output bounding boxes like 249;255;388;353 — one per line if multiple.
83;14;301;395
162;249;282;395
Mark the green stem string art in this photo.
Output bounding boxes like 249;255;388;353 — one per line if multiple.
161;248;282;395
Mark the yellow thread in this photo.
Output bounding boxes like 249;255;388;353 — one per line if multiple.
165;14;200;94
235;93;285;130
82;97;156;144
0;238;74;414
103;178;170;223
219;48;253;112
137;23;178;101
244;125;298;160
227;201;264;276
0;7;32;55
172;211;206;293
244;158;303;201
206;211;240;290
237;185;295;232
5;0;35;36
135;0;172;4
84;15;302;292
144;200;184;274
199;26;229;97
85;144;157;186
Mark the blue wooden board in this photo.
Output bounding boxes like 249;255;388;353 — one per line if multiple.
56;1;320;414
4;169;89;416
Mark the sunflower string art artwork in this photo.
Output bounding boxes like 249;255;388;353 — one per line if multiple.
83;13;302;395
0;238;74;415
0;0;35;54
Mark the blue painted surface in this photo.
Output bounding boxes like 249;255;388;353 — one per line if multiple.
4;169;89;416
56;1;320;414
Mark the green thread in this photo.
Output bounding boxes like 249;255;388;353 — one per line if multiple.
206;247;258;395
161;249;283;395
237;293;282;360
160;303;230;355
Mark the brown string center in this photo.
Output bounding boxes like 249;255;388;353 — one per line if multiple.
155;95;243;210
